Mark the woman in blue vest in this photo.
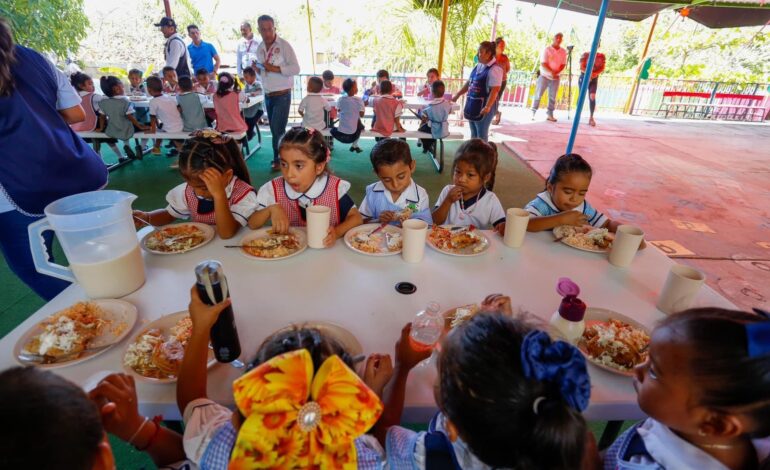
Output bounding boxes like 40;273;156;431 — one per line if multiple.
0;19;108;301
452;41;503;142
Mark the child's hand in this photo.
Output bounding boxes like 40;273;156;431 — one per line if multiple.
188;285;231;335
323;227;336;247
132;210;150;229
495;222;506;237
199;168;228;200
269;205;289;233
88;373;144;443
480;294;513;316
378;211;396;224
561;210;588;227
363;353;394;397
395;323;432;371
145;127;156;134
447;185;464;203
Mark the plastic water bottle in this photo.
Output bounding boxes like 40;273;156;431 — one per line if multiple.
195;260;241;363
549;277;587;345
409;301;443;351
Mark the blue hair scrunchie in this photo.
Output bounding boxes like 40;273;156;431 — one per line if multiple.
520;330;591;412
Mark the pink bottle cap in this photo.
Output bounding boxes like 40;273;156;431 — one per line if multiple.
557;278;586;322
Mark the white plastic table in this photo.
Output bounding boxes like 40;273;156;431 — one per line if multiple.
129;94;264;110
0;230;733;422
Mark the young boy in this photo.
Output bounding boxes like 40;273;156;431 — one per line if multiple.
162;66;179;94
367;80;404;138
372;69;402;98
418;80;452;154
176;76;208;132
330;78;365;153
242;66;264;141
146;76;184;157
193;68;216;95
418;67;439;98
321;69;340;94
128;69;149;125
298;76;331;132
359;138;432;224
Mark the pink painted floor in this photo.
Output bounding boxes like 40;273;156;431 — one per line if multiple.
493;109;770;311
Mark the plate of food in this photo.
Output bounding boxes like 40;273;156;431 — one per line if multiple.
344;224;403;256
238;228;307;260
273;321;363;357
553;225;614;253
577;308;651;377
427;225;489;256
123;311;216;383
14;300;137;369
141;222;215;255
444;304;481;330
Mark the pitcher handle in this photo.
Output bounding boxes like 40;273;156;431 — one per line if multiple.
27;218;75;282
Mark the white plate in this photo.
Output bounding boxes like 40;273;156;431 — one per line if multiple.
576;307;651;377
14;299;138;369
123;311;216;384
238;228;308;261
553;225;612;253
344;224;403;257
141;222;215;255
273;321;363;357
427;225;490;257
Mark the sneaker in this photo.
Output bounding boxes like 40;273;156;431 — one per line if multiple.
142;146;153;155
353;146;363;154
151;147;161;155
124;145;136;160
589;117;596;127
546;115;557;122
118;157;129;163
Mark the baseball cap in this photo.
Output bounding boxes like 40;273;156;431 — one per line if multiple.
155;17;176;27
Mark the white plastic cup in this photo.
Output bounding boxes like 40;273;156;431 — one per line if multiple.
503;208;529;248
608;225;645;267
402;219;428;263
306;206;331;249
656;265;706;314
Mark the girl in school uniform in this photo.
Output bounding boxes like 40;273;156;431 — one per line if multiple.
212;72;247;134
69;72;125;159
133;129;257;239
248;127;363;247
98;75;149;160
367;80;405;138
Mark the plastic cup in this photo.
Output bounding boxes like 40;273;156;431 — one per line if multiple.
608;225;644;267
503;208;529;248
402;219;428;263
656;265;705;314
306;206;331;249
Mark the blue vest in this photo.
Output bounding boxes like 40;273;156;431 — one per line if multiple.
0;46;107;215
463;63;493;121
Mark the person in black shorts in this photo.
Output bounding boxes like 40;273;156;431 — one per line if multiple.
579;42;605;127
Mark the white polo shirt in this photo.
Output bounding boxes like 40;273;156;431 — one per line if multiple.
256;36;300;93
434;185;505;229
298;93;331;131
149;94;184;133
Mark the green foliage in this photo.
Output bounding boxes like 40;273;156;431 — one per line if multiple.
1;0;89;58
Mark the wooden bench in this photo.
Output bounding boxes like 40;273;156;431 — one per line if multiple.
657;91;766;121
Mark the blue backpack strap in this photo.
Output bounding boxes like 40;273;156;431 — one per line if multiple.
424;431;462;470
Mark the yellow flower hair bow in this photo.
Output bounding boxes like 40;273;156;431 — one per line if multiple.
228;349;383;470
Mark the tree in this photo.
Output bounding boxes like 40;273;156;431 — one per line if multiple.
1;0;89;59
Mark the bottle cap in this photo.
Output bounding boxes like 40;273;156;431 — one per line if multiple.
195;260;224;285
557;277;586;322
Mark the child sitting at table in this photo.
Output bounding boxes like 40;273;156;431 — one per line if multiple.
193;68;216;95
419;80;452;155
213;72;248;135
69;72;125;159
127;68;150;125
242;66;263;141
433;139;505;235
525;153;618;232
604;307;770;470
378;307;596;469
321;69;341;94
146;76;184;157
367;80;405;138
298;76;331;132
162;66;179;94
176;286;387;469
176;76;208;132
372;69;403;97
330;78;365;153
248;127;363;246
359;138;432;225
418;67;439;98
133;129;256;239
97;75;148;160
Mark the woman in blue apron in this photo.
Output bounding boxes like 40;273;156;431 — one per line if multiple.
452;41;503;142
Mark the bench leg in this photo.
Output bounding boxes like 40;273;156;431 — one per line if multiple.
427;139;444;173
598;420;624;451
241;137;259;160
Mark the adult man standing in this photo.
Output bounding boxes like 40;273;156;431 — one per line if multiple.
187;25;220;78
255;15;300;171
236;22;259;78
155;17;191;78
531;32;567;122
579;42;606;127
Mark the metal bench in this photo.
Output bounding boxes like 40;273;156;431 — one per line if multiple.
657;91;766;121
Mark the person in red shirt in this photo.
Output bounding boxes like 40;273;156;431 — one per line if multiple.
579;42;606;127
493;37;511;125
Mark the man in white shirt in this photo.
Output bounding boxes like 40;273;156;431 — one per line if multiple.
255;15;300;171
155;17;191;79
236;22;259;78
531;32;567;122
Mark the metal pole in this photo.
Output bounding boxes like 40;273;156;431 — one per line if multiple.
437;0;450;77
565;0;609;154
163;0;172;17
306;0;316;74
491;3;501;41
624;13;658;114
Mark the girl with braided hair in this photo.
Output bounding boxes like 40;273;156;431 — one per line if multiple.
133;129;257;239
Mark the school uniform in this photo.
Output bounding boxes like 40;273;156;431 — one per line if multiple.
213;91;247;134
176;92;208;132
70;90;100;132
359;180;432;224
434;185;505;229
370;95;403;138
419;97;452;152
256;174;356;228
193;81;216;95
99;96;138;141
129;84;150;122
330;95;365;145
321;85;341;95
242;81;264;140
165;177;258;226
298;92;331;131
525;191;608;228
149;94;184;133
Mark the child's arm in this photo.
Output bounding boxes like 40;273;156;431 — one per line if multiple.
147;115;158;134
247;204;290;233
324;207;363;247
95;114;106;132
128;114;148;131
132;209;176;229
431;186;463;225
451;82;470;102
603;218;620;232
199;169;241;239
394;116;405;133
177;286;232;415
527;211;588;232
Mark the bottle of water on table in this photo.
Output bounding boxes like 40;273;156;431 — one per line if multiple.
195;260;241;363
409;301;443;351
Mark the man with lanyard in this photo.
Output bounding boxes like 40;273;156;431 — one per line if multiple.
579;41;606;127
531;32;567;122
187;24;220;79
236;22;258;78
255;15;300;171
156;17;191;79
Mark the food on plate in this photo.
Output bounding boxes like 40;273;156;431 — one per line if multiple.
428;225;485;253
145;224;207;253
554;225;614;250
579;319;650;371
350;231;402;254
243;231;302;258
397;203;418;222
450;304;480;328
23;302;108;360
124;316;193;379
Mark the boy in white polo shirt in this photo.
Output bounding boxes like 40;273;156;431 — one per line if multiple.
298;76;331;132
146;76;185;157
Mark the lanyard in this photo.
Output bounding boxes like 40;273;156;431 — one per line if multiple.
265;38;279;64
245;39;255;53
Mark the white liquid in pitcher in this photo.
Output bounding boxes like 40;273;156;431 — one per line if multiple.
70;245;145;298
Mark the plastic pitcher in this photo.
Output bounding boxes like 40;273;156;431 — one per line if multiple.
28;190;146;299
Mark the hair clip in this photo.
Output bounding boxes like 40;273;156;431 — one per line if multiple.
532;396;547;415
307;127;316;135
746;319;770;358
219;75;231;84
191;128;232;145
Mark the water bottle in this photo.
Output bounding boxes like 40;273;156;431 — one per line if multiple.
549;277;587;345
409;301;443;351
195;260;241;363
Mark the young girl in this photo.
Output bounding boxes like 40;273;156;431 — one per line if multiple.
433;139;505;235
249;127;363;247
213;72;247;134
526;153;616;232
133;129;257;239
98;76;149;160
368;80;404;138
379;308;596;469
418;67;440;98
605;308;770;470
330;78;365;153
69;72;125;160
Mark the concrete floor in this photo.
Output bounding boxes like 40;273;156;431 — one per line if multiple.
491;107;770;312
